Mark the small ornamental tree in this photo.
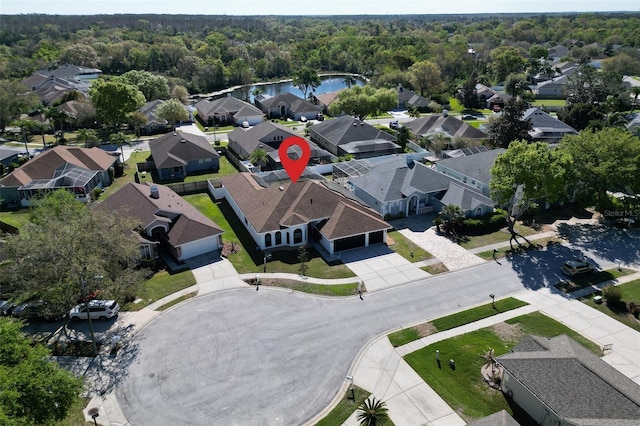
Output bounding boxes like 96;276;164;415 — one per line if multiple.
297;245;309;276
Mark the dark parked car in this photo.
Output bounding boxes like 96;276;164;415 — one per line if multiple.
0;300;15;316
11;300;51;320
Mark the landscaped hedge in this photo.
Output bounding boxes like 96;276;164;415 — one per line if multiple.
462;210;508;235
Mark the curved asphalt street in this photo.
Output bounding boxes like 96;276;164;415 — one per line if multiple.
116;261;530;426
115;226;640;425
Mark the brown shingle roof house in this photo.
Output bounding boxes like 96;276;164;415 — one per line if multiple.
217;173;391;255
0;146;117;208
98;182;223;262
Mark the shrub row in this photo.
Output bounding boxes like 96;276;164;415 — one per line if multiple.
462;210;509;235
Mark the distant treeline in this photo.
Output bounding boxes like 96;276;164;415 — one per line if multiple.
1;13;639;94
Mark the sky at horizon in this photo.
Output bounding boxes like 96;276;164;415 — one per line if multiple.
1;0;639;16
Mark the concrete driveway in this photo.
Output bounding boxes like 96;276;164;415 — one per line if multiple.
340;245;430;291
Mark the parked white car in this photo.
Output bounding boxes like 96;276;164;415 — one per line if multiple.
69;300;120;321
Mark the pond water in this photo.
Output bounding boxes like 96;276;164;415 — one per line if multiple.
232;75;367;102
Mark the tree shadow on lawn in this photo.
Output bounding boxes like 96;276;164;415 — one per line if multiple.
556;223;640;268
506;242;607;296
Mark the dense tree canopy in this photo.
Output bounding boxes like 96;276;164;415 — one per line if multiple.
329;85;396;120
0;191;147;318
117;70;170;101
558;128;640;211
490;141;571;247
407;60;443;97
156;98;189;129
292;67;321;99
89;78;146;129
486;98;533;148
0;80;39;132
0;318;83;425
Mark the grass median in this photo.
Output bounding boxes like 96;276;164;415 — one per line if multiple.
389;297;529;347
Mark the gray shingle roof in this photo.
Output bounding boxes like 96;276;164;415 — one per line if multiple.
439;181;495;210
258;92;321;114
403;115;487;139
349;162;456;204
435;148;506;185
150;129;219;169
195;97;262;118
522;107;577;134
497;335;640;424
310;115;397;148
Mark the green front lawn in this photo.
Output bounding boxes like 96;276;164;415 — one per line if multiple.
458;224;538;250
387;230;433;262
581;279;640;332
476;237;562;260
531;99;567;107
405;312;600;422
405;328;512;420
506;312;601;355
124;269;196;311
183;194;355;278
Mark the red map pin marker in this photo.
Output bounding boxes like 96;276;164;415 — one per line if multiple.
279;136;311;183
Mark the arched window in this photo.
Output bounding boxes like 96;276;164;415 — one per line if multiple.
294;229;303;244
275;231;282;245
265;233;272;247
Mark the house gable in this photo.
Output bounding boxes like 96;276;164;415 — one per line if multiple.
98;182;223;258
150;129;219;170
497;335;640;424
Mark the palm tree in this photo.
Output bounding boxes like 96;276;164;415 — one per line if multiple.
407;106;421;118
249;148;269;172
342;74;357;89
356;396;389;426
631;86;640;112
439;204;464;238
76;128;99;148
422;132;450;159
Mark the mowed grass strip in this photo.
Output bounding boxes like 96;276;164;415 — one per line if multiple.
458;224;537;250
315;386;370;426
432;298;529;332
256;278;359;297
388;297;528;347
